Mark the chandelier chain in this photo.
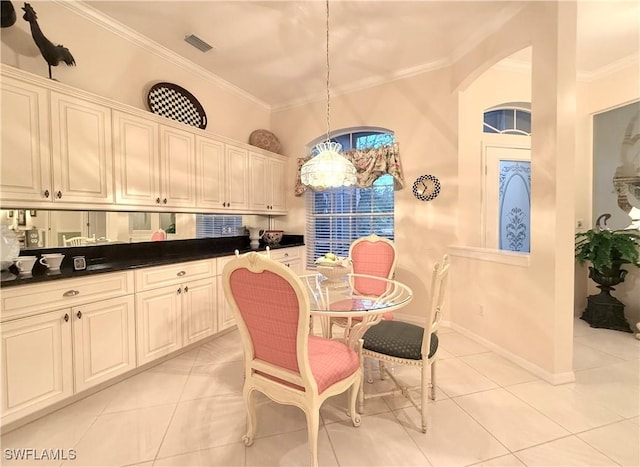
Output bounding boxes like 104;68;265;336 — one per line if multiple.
325;0;331;144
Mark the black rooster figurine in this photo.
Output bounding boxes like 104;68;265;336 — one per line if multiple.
22;2;75;79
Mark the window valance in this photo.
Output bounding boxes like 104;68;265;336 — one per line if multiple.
295;143;405;195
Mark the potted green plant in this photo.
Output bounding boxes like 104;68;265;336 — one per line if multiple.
575;228;640;332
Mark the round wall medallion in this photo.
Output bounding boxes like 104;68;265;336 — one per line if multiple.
412;174;441;201
249;129;282;154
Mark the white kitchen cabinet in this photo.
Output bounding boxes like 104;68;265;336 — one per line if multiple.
72;295;136;392
1;310;73;426
0;271;135;426
113;111;196;209
49;92;113;204
269;246;304;274
135;285;182;365
113;111;161;206
160;125;196;208
195;136;248;211
0;75;51;203
134;260;217;364
181;277;217;346
195;136;225;208
0;79;113;206
249;151;287;213
216;255;237;331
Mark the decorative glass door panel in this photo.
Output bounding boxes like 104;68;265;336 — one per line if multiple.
499;160;531;252
484;144;531;252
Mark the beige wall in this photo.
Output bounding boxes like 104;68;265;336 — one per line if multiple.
0;1;270;143
272;67;459;321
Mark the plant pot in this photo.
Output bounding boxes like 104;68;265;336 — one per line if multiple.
581;263;632;333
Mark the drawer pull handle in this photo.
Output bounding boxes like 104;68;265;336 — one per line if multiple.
76;311;82;319
284;253;289;257
177;271;186;277
63;290;80;297
64;313;69;322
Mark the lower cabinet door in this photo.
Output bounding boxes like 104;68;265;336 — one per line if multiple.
72;295;136;392
135;286;182;366
216;275;236;331
182;278;217;346
1;310;73;425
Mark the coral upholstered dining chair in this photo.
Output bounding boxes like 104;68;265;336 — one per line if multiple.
360;254;450;433
222;252;362;467
329;234;397;338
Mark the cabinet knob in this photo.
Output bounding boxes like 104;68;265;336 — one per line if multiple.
63;289;80;297
163;198;167;204
56;191;62;199
177;270;186;277
44;189;50;198
222;202;226;207
184;286;189;293
177;288;182;294
76;311;82;319
284;253;289;257
156;197;161;204
64;313;69;322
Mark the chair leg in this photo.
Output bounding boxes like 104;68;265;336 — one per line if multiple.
379;360;386;380
243;387;257;446
348;372;362;427
430;360;437;400
421;363;428;433
304;408;320;467
358;339;365;413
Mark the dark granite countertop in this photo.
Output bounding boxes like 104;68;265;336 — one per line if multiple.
1;235;304;288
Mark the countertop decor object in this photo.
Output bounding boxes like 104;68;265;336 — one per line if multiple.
412;174;441;201
262;230;284;246
1;224;19;280
249;129;282;154
147;82;207;129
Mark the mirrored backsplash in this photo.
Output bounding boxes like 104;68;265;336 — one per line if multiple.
0;210;271;250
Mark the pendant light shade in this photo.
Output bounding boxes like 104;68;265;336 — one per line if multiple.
301;142;357;191
301;0;357;192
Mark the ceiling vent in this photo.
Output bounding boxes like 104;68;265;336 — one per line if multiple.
184;34;213;52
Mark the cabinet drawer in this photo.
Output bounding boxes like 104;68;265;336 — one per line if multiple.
269;247;301;262
1;272;134;322
135;259;216;291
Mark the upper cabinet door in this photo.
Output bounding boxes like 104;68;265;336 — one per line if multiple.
268;156;287;213
0;77;52;203
195;136;225;209
50;92;113;204
113;111;161;206
160;126;196;208
248;151;268;211
226;144;249;210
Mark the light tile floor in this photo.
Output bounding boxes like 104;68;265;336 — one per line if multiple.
2;318;638;466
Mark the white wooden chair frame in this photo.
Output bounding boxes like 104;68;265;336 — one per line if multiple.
222;252;362;467
359;254;450;433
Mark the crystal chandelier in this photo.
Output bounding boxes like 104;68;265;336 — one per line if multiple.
300;0;357;191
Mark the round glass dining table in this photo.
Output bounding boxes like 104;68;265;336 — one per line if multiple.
299;272;413;348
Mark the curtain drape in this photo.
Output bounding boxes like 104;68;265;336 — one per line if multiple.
295;143;405;195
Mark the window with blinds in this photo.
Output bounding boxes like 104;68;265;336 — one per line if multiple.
195;214;243;238
305;129;395;268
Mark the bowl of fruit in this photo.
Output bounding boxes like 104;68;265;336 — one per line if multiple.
315;253;351;283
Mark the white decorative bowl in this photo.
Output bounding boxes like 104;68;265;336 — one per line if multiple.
317;265;349;283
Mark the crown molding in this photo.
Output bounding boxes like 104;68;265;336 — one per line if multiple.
56;0;270;110
578;53;639;83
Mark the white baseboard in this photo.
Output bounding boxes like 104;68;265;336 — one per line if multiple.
393;313;575;385
445;322;576;385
